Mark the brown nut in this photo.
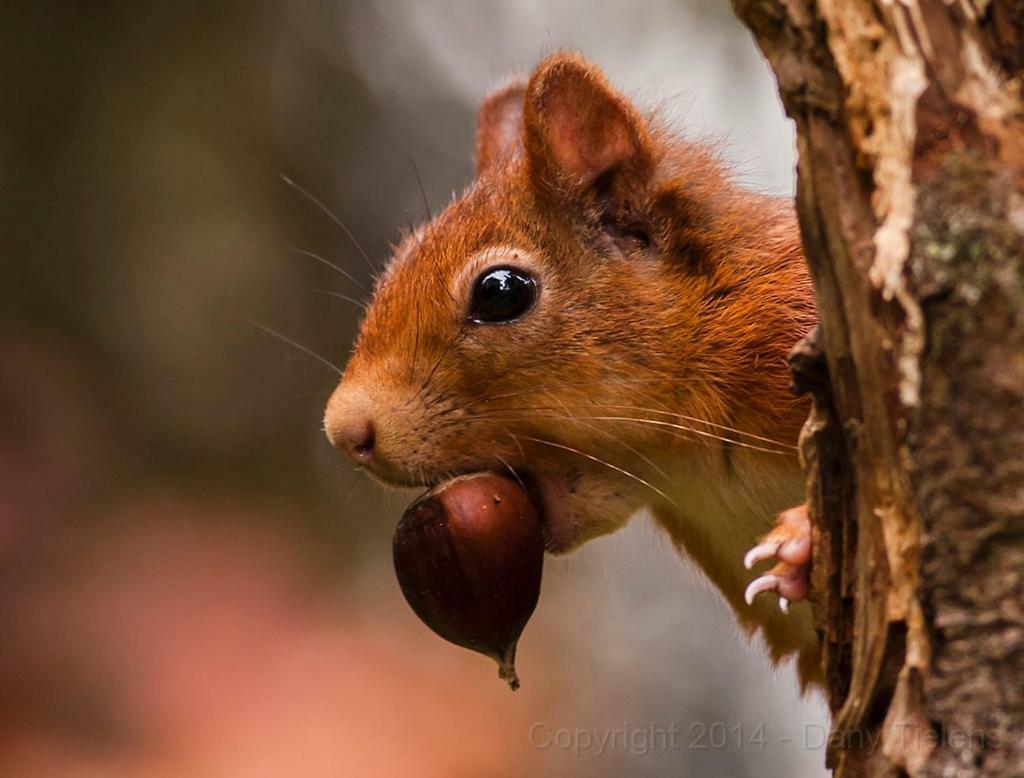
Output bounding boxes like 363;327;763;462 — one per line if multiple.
392;472;544;690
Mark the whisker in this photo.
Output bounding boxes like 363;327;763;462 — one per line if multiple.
457;385;795;449
280;174;377;272
506;430;527;462
314;289;368;312
581;416;792;455
286;246;368;294
456;378;682;413
598;404;797;449
408;325;466;405
404;214;425;249
446;409;790;455
494;452;528;494
514;434;678;507
524;390;676;486
432;253;458;305
566;416;674;483
436;410;696;449
410;158;433;222
459;379;628;409
247;319;342;376
314;459;347;489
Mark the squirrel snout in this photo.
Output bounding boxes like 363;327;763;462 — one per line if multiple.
324;384;377;464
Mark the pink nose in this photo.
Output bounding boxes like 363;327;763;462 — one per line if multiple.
324;385;377;464
335;417;376;463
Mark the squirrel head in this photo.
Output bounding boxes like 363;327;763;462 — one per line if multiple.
324;52;813;552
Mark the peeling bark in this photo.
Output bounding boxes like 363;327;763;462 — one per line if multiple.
732;1;1024;775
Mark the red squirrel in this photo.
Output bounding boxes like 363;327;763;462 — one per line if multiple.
323;52;821;686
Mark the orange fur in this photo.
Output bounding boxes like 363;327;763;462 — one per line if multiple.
325;52;820;686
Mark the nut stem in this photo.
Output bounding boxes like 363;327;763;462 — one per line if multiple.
496;644;520;691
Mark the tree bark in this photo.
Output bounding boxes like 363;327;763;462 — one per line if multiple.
730;1;1024;775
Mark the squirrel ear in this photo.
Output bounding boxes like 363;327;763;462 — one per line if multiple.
523;53;652;196
475;79;527;176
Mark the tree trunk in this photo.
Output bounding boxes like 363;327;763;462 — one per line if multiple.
730;1;1024;775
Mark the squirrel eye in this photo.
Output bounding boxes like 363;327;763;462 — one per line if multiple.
468;266;537;324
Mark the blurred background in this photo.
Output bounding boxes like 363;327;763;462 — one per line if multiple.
1;2;829;776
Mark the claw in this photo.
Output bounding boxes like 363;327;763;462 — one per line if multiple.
744;574;782;606
744;540;781;570
743;504;812;613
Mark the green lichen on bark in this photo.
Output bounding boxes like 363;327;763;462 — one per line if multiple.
908;151;1024;777
911;153;1023;312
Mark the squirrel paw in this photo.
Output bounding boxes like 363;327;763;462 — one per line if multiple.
743;504;811;613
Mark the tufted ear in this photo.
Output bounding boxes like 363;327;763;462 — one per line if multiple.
523;52;653;198
475;79;527;176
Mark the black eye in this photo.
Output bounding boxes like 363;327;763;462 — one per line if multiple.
468;266;537;324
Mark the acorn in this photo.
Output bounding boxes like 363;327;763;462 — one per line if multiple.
392;472;544;690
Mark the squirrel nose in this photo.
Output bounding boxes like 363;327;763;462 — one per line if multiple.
324;384;377;464
329;415;376;463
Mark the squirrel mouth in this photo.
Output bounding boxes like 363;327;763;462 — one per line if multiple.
512;469;579;554
509;469;554;546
